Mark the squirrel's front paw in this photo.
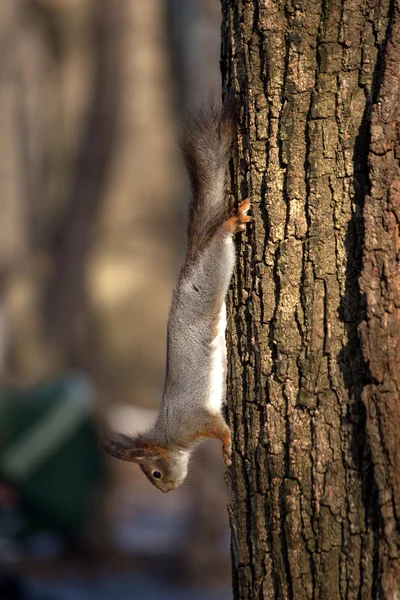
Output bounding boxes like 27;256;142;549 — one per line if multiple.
222;443;232;467
210;416;232;467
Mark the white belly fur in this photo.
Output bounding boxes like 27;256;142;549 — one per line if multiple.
207;302;227;414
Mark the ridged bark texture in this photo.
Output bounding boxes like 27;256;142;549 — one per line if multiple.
359;2;400;596
221;0;400;598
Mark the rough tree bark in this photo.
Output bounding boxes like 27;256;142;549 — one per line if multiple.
359;4;400;596
221;0;400;598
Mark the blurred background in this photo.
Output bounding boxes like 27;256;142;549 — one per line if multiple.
0;1;231;598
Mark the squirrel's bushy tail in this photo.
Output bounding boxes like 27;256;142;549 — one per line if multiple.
180;97;236;268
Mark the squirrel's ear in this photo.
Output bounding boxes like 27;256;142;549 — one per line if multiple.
100;432;149;463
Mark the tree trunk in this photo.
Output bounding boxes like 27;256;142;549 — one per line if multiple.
221;0;400;598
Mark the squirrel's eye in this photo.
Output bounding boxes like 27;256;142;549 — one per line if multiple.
153;471;162;479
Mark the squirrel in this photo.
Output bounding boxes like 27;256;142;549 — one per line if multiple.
102;99;251;493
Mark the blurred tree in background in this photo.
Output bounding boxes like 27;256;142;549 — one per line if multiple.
0;0;182;405
0;0;233;594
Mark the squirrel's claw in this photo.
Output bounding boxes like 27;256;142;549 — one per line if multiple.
238;198;251;218
222;443;232;467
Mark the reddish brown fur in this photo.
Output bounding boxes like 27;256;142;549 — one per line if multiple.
136;441;171;459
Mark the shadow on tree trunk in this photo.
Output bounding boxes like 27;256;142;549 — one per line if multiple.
339;0;397;595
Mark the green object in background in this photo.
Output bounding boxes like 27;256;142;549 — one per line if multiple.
0;374;104;539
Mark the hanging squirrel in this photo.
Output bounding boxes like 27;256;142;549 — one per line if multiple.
102;99;251;493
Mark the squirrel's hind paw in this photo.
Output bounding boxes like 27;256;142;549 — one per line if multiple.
223;198;252;235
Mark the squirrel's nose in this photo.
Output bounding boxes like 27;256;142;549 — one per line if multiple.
163;483;176;492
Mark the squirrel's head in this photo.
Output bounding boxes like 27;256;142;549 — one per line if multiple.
139;448;189;492
101;432;189;493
